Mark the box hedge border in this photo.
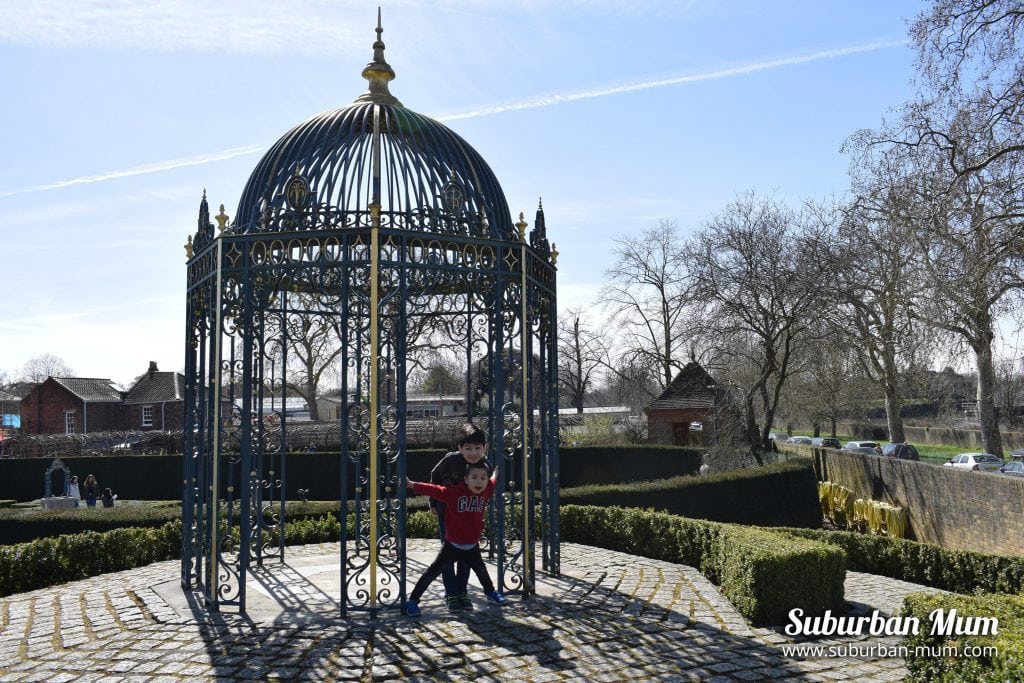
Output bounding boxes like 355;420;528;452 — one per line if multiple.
772;527;1024;595
901;592;1023;682
558;504;846;625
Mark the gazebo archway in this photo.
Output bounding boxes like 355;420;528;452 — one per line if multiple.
180;15;560;616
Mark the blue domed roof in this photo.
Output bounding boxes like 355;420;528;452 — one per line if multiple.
233;21;513;240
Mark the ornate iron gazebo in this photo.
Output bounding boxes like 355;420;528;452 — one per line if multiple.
181;14;560;615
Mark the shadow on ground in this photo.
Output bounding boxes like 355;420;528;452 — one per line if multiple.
179;555;820;681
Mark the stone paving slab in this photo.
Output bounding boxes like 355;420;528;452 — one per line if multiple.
0;541;944;681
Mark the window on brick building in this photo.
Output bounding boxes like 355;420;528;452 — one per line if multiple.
65;411;76;434
142;405;154;427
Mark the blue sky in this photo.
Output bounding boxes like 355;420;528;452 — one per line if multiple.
0;0;924;386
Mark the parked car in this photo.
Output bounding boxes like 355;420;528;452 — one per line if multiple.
844;440;879;451
768;431;790;442
841;446;880;457
787;436;813;445
1010;449;1024;462
999;460;1024;477
943;452;1004;472
881;443;920;461
811;437;841;449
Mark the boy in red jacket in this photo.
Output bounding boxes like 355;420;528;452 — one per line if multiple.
404;461;508;616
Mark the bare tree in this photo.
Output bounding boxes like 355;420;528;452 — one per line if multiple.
19;353;73;382
836;142;937;443
557;308;607;413
911;0;1024;180
686;193;837;455
780;333;870;438
904;104;1024;456
266;305;343;422
600;220;693;392
592;357;659;415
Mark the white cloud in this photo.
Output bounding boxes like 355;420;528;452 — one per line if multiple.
0;1;365;56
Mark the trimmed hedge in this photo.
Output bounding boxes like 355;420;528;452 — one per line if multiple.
0;506;181;545
0;455;183;502
558;445;701;485
773;527;1024;595
0;522;183;596
559;505;846;625
0;446;700;502
901;592;1024;682
559;459;820;528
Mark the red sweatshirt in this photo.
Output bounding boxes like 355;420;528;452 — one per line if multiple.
412;475;496;545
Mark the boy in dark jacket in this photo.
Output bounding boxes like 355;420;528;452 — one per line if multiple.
404;461;507;616
429;423;490;610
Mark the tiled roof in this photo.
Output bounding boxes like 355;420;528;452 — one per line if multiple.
124;372;185;404
646;362;718;411
52;377;123;402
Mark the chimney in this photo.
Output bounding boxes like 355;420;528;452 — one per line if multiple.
148;361;158;379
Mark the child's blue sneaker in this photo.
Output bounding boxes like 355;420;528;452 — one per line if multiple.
485;590;508;605
405;599;421;617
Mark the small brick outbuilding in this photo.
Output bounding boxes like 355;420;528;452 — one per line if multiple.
645;361;720;447
20;377;124;434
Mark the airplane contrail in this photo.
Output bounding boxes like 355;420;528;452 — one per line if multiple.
436;39;908;122
0;145;265;198
0;39;905;197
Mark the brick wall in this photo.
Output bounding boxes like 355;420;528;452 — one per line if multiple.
646;408;709;446
811;448;1024;557
120;402;185;431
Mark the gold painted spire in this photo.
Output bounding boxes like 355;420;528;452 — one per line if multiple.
355;8;402;106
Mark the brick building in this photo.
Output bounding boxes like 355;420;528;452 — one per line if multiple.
645;361;721;447
20;377;124;434
19;362;186;435
122;362;186;431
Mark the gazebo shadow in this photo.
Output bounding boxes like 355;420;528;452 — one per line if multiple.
179;553;822;681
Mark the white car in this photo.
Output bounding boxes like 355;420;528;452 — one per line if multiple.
844;440;879;451
943;452;1004;472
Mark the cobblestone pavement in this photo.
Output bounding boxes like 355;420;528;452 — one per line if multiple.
0;541;944;682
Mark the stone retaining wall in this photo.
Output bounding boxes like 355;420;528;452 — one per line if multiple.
806;446;1024;557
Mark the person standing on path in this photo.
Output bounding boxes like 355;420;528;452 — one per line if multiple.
428;423;490;611
83;474;100;508
67;475;81;507
404;460;507;617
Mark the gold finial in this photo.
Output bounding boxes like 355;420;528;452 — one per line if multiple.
355;8;402;106
369;202;381;222
551;243;559;264
515;211;528;241
215;204;230;233
185;234;194;259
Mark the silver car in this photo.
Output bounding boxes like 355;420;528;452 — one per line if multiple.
943;453;1003;472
